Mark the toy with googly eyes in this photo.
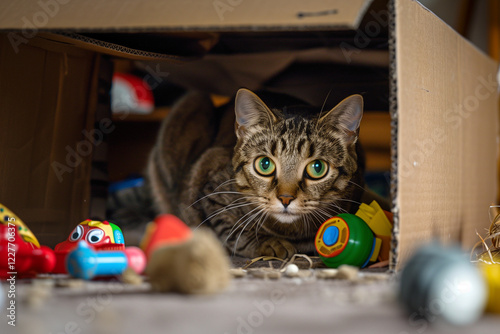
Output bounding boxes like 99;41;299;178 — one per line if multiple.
65;220;124;248
53;220;126;273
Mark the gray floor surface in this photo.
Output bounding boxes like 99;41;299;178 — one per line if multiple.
1;258;499;334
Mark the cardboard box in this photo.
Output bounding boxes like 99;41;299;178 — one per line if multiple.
0;35;101;246
0;0;498;268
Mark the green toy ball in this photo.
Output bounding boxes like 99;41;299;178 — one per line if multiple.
315;213;375;268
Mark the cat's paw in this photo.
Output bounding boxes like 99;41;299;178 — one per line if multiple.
256;238;296;259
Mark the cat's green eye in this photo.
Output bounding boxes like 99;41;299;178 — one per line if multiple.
254;156;276;176
305;160;329;180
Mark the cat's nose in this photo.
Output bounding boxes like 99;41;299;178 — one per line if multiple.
278;194;295;208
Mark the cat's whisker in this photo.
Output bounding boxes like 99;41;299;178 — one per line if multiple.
255;211;270;242
221;196;260;210
317;201;345;216
314;211;325;225
231;208;266;256
188;191;252;209
302;213;313;235
347;180;366;192
195;203;251;230
194;200;258;230
317;209;334;222
251;210;267;239
269;216;281;229
310;210;327;227
317;199;361;213
213;178;238;191
309;213;322;232
328;203;348;214
318;198;362;206
233;209;264;255
224;204;265;244
315;88;333;131
333;198;363;205
306;212;320;235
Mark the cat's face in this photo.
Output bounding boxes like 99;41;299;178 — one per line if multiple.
232;89;364;235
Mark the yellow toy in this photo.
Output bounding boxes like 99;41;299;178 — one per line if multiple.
355;200;393;262
0;203;40;248
479;263;500;314
470;205;500;315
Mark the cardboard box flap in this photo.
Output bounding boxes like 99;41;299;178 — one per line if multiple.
1;0;377;60
36;32;217;62
0;0;373;32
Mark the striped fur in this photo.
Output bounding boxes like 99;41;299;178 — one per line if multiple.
147;89;365;258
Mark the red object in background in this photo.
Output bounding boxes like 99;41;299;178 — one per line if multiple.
0;225;55;279
111;72;155;114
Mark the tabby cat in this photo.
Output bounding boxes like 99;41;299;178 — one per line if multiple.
147;89;370;259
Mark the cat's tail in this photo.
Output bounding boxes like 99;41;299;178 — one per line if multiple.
147;92;217;217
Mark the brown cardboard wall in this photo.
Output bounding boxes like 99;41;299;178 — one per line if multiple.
393;0;499;268
0;35;98;246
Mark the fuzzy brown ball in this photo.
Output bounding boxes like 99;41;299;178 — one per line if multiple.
146;229;231;294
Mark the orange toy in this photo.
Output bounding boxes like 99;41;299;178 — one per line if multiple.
140;214;192;259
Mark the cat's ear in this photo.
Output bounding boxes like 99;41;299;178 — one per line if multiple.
234;88;276;139
319;94;363;144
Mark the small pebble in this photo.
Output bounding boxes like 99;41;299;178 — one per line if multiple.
247;268;267;278
297;270;313;278
32;278;55;288
266;271;281;279
284;264;299;277
359;272;392;281
248;268;281;279
229;268;247;278
55;278;85;289
336;265;359;281
121;268;143;285
316;269;339;279
24;285;52;309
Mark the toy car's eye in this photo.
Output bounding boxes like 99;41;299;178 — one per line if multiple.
87;229;104;244
69;225;84;242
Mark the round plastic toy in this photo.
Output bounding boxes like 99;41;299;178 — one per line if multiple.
399;243;486;326
315;213;375;268
53;220;126;273
124;246;147;274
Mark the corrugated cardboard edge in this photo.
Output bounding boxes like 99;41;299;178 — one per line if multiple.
38;32;197;62
388;0;399;273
